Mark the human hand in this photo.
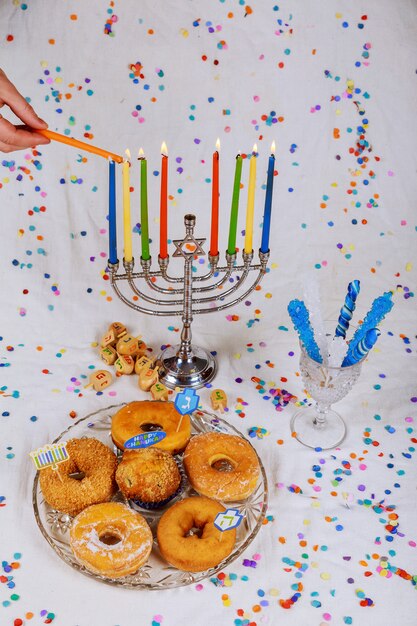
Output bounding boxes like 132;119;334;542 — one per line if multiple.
0;68;50;153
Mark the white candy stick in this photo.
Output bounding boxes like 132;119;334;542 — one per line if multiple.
302;274;328;365
328;336;348;368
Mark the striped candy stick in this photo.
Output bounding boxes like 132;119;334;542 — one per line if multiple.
342;328;380;366
335;280;360;339
344;291;393;364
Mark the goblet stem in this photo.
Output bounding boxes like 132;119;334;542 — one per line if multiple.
314;403;330;428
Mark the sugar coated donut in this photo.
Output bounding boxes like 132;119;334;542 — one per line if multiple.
111;401;191;455
183;432;260;501
70;502;153;578
116;447;181;507
157;496;236;571
39;438;117;516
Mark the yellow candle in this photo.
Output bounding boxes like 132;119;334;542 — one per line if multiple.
122;150;133;262
244;144;257;253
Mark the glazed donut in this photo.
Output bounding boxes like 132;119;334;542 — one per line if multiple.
111;401;191;455
39;438;117;516
183;432;260;501
70;502;153;578
156;496;236;572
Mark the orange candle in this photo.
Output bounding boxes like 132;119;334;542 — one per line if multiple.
209;138;220;256
160;142;168;259
38;129;123;163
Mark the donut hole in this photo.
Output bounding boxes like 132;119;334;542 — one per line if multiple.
184;525;203;539
68;470;86;481
99;531;122;546
209;454;236;473
141;422;164;433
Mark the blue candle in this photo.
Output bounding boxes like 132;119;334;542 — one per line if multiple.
260;142;275;253
108;159;118;264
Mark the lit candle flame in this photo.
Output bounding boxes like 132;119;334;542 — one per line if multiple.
216;137;221;152
252;143;258;155
161;141;168;156
125;148;131;162
271;140;276;155
138;147;145;159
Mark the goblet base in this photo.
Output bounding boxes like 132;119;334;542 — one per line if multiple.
290;407;346;450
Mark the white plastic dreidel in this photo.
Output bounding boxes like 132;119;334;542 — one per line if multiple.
138;366;159;391
114;355;135;375
150;381;169;401
100;345;117;365
85;370;113;391
134;355;153;375
108;322;127;339
210;389;228;413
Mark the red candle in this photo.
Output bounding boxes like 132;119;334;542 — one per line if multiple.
209;138;220;256
160;142;168;258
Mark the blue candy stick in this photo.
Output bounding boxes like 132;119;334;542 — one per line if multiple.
288;299;323;363
344;291;393;364
342;328;380;366
335;279;360;339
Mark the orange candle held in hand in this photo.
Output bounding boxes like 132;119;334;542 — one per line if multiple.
160;142;168;259
209;138;220;256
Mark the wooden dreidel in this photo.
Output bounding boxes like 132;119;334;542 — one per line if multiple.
100;344;117;366
114;354;135;375
108;322;127;339
100;328;117;348
210;389;228;413
116;334;142;356
139;366;159;391
150;381;169;401
85;369;113;391
134;355;153;375
136;339;147;357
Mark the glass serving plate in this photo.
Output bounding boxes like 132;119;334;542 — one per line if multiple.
32;403;268;589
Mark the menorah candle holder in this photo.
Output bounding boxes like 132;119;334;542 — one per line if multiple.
108;214;269;389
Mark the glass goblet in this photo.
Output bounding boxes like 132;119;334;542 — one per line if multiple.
290;335;364;450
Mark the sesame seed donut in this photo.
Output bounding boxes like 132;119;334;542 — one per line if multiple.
70;502;153;578
183;432;260;501
111;401;191;455
39;438;117;516
157;496;236;572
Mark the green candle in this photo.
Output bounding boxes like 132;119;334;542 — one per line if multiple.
139;150;150;260
227;154;243;255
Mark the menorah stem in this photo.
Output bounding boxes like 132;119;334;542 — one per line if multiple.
157;214;217;389
178;224;194;360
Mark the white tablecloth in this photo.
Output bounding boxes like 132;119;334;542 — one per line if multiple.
1;1;416;625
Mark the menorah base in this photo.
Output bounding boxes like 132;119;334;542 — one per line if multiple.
156;344;217;390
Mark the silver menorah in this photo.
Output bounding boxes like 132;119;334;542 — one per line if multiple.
107;214;269;389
